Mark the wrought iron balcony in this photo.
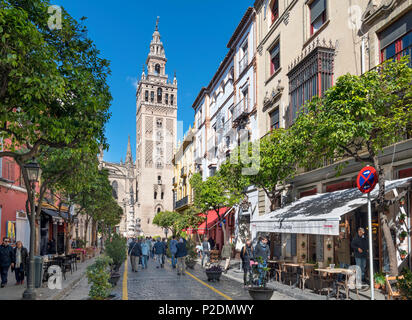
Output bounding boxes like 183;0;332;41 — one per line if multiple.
239;53;249;74
174;195;190;210
232;99;250;123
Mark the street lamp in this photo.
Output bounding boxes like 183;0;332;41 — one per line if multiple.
22;160;41;300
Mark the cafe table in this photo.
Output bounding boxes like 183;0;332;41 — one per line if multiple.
315;268;354;299
282;263;303;287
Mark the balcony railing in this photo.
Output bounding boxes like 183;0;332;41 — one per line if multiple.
369;44;412;74
239;54;249;74
174;195;191;210
181;166;187;177
232;99;251;122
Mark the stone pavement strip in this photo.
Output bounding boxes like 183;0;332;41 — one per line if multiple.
0;256;97;300
110;256;293;300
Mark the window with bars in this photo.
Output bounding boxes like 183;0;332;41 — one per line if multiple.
310;0;327;36
271;0;279;23
270;42;280;76
288;46;334;125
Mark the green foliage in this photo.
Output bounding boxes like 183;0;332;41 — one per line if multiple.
152;210;181;236
104;234;127;267
86;255;112;300
397;268;412;300
374;272;386;286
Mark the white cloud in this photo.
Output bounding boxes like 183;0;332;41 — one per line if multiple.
126;76;138;89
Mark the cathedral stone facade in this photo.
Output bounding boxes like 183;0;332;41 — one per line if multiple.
100;19;177;237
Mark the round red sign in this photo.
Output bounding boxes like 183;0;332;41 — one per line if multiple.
356;166;378;194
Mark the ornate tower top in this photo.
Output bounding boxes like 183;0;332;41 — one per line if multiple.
126;135;133;165
146;17;168;79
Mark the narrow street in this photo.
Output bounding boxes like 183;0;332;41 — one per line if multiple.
111;258;293;300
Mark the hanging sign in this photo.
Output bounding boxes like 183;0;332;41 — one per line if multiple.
356;166;378;194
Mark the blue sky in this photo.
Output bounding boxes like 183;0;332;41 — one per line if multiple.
56;0;252;163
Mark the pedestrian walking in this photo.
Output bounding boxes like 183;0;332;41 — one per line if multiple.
13;241;28;285
254;237;270;286
128;238;142;272
169;236;178;269
0;237;15;288
201;237;211;267
335;231;351;282
175;237;187;276
161;238;167;266
208;237;215;250
150;238;156;259
153;238;165;268
221;242;232;273
240;239;254;287
145;237;152;261
141;240;149;269
351;227;368;283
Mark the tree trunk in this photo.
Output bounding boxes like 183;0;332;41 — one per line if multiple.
83;217;89;248
91;220;97;247
65;223;72;255
374;158;398;276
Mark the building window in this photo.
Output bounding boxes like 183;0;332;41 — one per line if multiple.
269;109;280;130
150;91;154;102
288;46;334;124
112;181;118;200
156;119;163;128
155;64;161;75
157;88;162;103
145;90;149;102
379;10;412;66
270;42;280;76
239;41;248;74
165;93;169;104
170;94;174;105
161;192;164;200
271;0;279;23
154;191;157;199
310;0;326;36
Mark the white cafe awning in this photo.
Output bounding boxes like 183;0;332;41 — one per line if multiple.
251;177;412;236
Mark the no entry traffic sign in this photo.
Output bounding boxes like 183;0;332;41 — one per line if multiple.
356;166;378;194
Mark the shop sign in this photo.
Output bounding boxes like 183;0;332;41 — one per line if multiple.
356;166;378;193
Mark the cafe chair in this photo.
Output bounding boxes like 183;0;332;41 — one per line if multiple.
385;275;404;300
300;265;313;290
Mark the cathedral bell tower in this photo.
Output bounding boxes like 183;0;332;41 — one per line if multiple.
135;18;177;236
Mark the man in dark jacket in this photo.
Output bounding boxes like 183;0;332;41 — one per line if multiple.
254;237;270;286
153;238;166;269
128;239;142;272
351;227;368;283
208;237;215;250
0;237;15;287
240;239;254;287
175;238;187;276
13;241;28;285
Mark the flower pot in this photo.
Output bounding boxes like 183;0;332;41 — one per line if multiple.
247;287;275;300
185;260;196;269
400;255;406;260
109;272;121;287
399;220;405;224
205;270;222;282
400;237;405;243
374;283;381;289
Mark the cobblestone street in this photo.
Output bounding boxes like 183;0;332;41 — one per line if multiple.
111;257;293;300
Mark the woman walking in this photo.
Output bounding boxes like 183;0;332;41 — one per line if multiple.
221;243;232;273
141;240;149;269
13;241;28;285
240;239;254;287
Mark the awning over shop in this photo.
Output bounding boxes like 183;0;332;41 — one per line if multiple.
41;208;78;222
186;207;233;235
251;177;412;236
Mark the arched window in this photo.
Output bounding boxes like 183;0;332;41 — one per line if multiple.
161;192;164;200
112;181;118;199
157;208;161;214
155;64;161;75
154;191;157;199
157;88;162;103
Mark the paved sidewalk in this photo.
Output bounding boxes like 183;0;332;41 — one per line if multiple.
215;258;385;300
0;256;97;300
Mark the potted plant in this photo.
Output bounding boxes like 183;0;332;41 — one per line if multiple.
327;257;332;265
397;268;412;300
399;231;408;243
399;197;406;206
399;250;407;260
185;239;197;269
399;214;406;224
327;243;332;251
301;241;306;248
374;272;385;289
301;253;306;261
205;264;223;282
105;234;127;271
86;255;113;300
247;257;274;300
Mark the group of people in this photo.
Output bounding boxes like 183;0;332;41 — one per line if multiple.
127;236;189;276
239;237;270;287
0;237;29;288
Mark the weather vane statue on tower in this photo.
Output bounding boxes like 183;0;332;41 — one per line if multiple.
155;16;159;31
